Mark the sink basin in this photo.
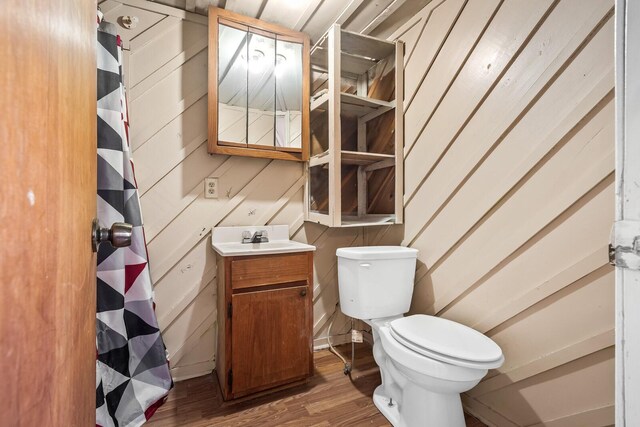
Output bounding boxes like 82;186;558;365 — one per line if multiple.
212;241;315;257
211;225;315;257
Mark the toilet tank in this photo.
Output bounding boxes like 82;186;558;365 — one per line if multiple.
337;246;419;320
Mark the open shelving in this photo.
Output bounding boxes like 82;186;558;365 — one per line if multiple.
305;24;404;227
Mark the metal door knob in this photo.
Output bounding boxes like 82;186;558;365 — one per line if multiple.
92;218;133;252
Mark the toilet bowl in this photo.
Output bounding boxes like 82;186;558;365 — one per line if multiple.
337;247;504;427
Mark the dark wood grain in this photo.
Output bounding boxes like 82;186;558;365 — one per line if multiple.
217;252;314;400
231;253;310;290
232;285;311;397
0;0;97;424
147;345;486;427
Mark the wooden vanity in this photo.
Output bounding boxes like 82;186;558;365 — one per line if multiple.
215;249;314;400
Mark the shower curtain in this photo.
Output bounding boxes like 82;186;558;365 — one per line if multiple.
96;12;173;426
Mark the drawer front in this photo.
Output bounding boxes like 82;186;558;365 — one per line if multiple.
231;252;310;290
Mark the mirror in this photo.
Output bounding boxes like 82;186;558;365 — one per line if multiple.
247;30;276;148
209;8;309;161
275;38;303;149
218;23;248;145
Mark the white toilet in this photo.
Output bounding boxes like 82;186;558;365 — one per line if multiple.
337;246;504;427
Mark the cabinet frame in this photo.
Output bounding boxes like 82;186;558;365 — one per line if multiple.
208;7;311;161
305;24;404;227
216;252;314;400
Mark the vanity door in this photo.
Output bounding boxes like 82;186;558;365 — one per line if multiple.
231;284;312;396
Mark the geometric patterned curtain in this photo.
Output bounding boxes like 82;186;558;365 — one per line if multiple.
96;12;172;426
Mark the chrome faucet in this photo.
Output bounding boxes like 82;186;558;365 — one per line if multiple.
242;230;268;244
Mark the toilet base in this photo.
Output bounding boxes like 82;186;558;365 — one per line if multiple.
373;384;466;427
373;386;400;426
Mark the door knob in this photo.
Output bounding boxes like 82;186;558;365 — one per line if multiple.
92;218;133;252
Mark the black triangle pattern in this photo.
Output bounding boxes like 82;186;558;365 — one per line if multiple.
98;69;121;102
98;344;131;379
96;379;105;409
123;310;159;338
133;335;170;377
96;319;128;354
106;379;130;426
98;30;118;61
97;156;125;193
98;189;125;217
96;16;172;427
97;241;117;266
98;115;124;151
97;278;124;312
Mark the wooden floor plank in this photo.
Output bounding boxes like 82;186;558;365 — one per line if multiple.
148;344;486;426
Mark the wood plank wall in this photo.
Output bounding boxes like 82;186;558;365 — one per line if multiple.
367;0;616;425
103;0;615;423
100;0;361;382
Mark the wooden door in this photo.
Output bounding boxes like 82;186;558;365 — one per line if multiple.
0;1;97;425
231;285;311;396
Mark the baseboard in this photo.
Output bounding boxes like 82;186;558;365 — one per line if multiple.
462;394;519;427
313;332;352;350
171;360;215;382
171;334;367;381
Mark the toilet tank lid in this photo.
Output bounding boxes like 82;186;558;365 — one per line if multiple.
336;246;419;260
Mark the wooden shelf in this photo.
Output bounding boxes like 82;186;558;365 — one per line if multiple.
310;91;328;112
309;151;329;167
311;28;395;78
340;215;396;227
311;48;378;78
311;92;394;119
341;94;394;118
341;151;394;166
305;24;403;228
340;29;395;60
310;151;395;167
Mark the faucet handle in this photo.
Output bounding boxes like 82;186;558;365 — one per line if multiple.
242;230;251;239
260;230;268;239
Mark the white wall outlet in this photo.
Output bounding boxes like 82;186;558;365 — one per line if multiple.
204;177;219;199
351;329;363;343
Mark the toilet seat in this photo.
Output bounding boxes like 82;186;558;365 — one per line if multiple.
389;315;504;370
378;325;485;381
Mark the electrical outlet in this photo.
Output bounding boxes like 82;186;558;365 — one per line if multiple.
351;329;363;343
204;177;219;199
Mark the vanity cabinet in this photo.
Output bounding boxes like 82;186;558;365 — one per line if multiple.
216;251;314;400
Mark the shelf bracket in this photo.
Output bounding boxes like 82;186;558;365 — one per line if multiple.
610;220;640;270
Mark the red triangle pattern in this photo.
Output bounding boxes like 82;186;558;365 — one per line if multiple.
124;262;147;293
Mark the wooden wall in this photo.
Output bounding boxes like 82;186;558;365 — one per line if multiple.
367;0;616;425
101;0;360;382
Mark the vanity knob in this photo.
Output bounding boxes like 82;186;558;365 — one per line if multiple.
300;289;307;297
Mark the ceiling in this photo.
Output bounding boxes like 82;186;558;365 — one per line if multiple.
191;0;432;113
149;0;433;42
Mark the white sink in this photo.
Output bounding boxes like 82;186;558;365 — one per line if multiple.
211;225;315;257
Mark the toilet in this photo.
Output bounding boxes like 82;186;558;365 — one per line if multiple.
337;246;504;427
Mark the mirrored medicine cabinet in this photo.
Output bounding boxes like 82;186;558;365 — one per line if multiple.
208;7;310;161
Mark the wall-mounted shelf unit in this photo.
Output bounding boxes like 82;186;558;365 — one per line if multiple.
304;24;403;227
